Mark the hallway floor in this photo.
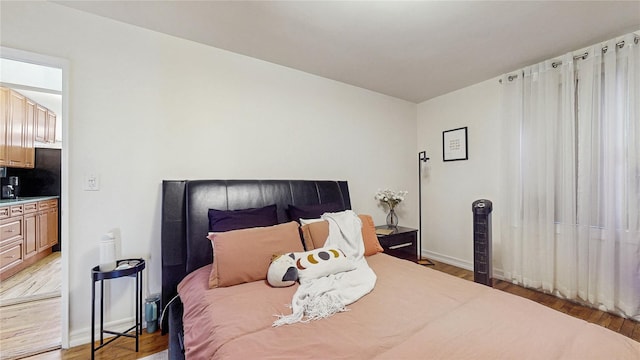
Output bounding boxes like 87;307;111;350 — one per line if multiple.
0;253;61;359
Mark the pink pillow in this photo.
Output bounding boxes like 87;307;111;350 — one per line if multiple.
300;214;384;256
207;221;304;288
359;214;384;256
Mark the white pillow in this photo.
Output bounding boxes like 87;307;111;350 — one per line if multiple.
299;217;324;226
267;253;298;287
292;247;356;283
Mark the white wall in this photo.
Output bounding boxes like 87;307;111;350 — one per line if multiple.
1;1;417;346
416;78;503;271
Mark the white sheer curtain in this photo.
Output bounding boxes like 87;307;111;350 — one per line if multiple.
501;32;640;319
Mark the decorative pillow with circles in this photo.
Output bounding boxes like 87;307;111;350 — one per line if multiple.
291;246;356;283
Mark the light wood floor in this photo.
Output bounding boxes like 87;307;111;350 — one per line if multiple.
0;297;61;360
0;252;61;306
21;331;168;360
0;253;62;360
430;260;640;342
24;257;640;360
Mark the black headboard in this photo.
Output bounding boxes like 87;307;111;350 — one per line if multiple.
161;180;351;312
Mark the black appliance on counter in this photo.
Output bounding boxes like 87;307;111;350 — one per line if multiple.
1;176;20;199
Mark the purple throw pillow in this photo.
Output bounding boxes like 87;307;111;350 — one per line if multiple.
208;204;278;232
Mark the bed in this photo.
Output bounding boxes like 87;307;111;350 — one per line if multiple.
161;179;640;359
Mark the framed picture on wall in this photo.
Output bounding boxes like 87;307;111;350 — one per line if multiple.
442;127;468;161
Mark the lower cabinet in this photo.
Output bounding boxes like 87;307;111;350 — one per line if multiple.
0;209;24;275
0;240;23;273
47;205;59;248
0;198;59;280
37;199;58;250
24;212;38;258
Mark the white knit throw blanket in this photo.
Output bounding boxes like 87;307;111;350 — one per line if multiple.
273;210;377;326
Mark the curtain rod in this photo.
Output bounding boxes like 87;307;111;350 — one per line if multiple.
500;35;639;83
551;37;638;68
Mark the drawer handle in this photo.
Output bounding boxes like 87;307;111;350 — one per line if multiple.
5;229;15;233
4;255;16;259
389;242;412;250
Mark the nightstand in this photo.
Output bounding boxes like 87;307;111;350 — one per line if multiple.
91;258;145;360
375;226;418;262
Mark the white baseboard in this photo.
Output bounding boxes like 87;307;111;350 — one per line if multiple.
422;250;505;280
422;250;472;270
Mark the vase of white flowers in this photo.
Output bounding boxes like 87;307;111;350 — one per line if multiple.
375;189;408;228
386;209;399;228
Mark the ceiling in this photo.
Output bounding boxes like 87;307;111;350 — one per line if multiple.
55;1;640;103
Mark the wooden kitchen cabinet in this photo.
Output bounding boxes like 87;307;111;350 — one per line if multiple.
37;209;48;250
0;198;59;280
0;206;9;219
35;104;56;144
24;98;36;167
38;199;58;250
0;210;24;276
0;240;23;274
0;87;37;168
46;204;58;247
0;214;23;245
35;104;47;142
7;89;28;167
24;212;38;258
46;110;56;143
23;202;39;259
0;87;57;169
0;88;8;166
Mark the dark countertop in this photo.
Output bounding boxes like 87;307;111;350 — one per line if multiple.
0;196;59;206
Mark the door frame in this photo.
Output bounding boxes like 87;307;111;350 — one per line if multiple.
1;46;70;348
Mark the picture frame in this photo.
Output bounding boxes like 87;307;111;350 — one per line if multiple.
442;127;468;161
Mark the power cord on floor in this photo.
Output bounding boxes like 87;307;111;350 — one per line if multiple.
159;294;180;331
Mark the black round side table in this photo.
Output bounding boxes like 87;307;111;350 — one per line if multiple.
91;258;145;360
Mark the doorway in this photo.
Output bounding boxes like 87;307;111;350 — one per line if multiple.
0;47;69;357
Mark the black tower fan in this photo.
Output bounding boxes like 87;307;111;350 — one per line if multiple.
472;199;492;286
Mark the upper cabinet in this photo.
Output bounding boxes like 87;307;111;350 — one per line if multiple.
35;104;56;144
35;104;47;143
25;98;36;168
4;88;30;168
46;110;56;143
0;89;8;166
0;87;57;168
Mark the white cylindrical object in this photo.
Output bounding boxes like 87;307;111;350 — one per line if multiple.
99;232;117;272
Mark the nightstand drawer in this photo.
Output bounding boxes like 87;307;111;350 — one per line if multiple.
378;232;415;249
375;225;417;261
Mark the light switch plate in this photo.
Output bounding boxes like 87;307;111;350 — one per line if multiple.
83;174;100;191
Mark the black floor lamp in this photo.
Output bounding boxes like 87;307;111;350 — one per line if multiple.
418;151;435;266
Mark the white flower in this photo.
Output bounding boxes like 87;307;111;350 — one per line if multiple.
375;189;408;210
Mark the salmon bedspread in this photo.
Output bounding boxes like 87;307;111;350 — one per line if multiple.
178;254;640;359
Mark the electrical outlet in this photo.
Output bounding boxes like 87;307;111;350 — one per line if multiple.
83;174;100;191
